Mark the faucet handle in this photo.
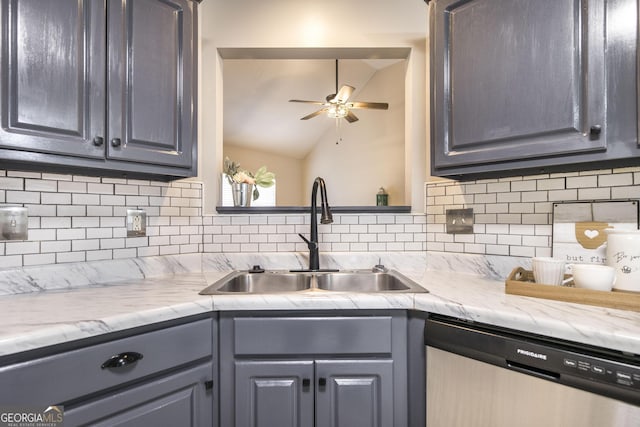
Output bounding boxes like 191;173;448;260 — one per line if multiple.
298;233;316;250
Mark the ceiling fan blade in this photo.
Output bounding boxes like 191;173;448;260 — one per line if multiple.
344;111;359;123
289;99;326;105
333;85;355;104
301;108;329;120
349;101;389;110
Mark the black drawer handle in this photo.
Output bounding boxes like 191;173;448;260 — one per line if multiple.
92;136;104;146
302;378;310;387
318;377;327;387
111;137;122;147
101;351;143;369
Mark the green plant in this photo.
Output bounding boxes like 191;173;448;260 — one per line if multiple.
223;157;275;200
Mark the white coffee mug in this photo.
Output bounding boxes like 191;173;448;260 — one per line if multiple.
570;264;616;291
605;230;640;292
532;257;567;286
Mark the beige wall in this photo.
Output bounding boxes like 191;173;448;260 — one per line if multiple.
224;145;304;205
303;61;406;205
198;0;427;213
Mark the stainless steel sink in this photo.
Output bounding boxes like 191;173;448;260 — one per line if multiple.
200;269;427;295
199;271;312;295
315;270;427;293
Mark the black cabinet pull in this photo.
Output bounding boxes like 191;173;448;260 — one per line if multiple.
92;136;104;146
318;377;327;387
111;138;122;147
204;380;214;390
302;378;310;387
101;351;143;369
589;125;602;138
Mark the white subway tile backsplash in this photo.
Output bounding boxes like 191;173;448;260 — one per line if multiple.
27;229;55;242
73;239;100;251
536;178;565;190
57;229;86;240
58;206;86;216
41;217;71;229
58;181;87;193
114;248;138;259
7;191;40;204
0;177;24;190
548;189;577;201
510;180;537;192
40;241;71;253
0;255;22;268
14;165;637;268
578;187;611;200
599;173;633;187
426;166;640;258
6;241;39;255
612;186;640;198
566;175;598;188
25;179;57;192
23;253;56;266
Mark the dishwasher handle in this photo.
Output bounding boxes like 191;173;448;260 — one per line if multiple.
506;360;560;381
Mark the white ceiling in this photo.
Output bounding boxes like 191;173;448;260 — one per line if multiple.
222;58;405;159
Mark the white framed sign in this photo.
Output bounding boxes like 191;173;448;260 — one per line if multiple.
552;200;639;265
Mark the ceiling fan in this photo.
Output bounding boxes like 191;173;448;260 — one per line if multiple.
289;59;389;123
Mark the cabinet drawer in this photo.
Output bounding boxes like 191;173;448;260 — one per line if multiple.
0;319;212;404
233;316;392;356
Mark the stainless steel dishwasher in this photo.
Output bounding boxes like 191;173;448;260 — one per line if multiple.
425;315;640;427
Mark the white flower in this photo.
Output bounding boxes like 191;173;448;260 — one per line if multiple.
232;171;255;185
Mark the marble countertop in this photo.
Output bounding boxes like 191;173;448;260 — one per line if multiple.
1;264;639;358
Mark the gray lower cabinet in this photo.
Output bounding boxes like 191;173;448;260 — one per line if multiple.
234;359;393;427
64;363;211;427
430;0;638;177
0;317;215;426
234;360;315;427
0;0;197;179
315;359;394;427
220;311;409;427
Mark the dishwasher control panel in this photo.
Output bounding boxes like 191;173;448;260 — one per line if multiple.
505;339;640;394
561;355;640;390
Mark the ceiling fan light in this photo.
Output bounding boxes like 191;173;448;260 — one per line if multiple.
327;104;349;119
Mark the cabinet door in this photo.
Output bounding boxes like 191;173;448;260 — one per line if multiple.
107;0;195;169
431;0;606;172
235;360;314;427
63;363;213;427
315;359;394;427
0;0;105;158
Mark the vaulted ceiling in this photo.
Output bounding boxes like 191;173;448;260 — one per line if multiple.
223;57;405;159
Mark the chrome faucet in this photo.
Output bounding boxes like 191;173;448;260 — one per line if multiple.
298;177;333;271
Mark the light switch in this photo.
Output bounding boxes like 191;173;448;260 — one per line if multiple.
0;207;28;240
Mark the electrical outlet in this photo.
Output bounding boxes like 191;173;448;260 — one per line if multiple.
446;208;474;234
0;207;28;240
127;209;146;237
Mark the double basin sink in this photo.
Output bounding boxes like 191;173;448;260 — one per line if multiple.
199;269;427;295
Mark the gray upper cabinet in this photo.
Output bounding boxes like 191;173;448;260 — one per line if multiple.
107;0;195;169
0;0;105;158
0;0;197;179
430;0;638;177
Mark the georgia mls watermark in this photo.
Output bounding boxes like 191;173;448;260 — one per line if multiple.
0;406;64;427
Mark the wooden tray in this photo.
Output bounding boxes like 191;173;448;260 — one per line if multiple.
505;267;640;312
